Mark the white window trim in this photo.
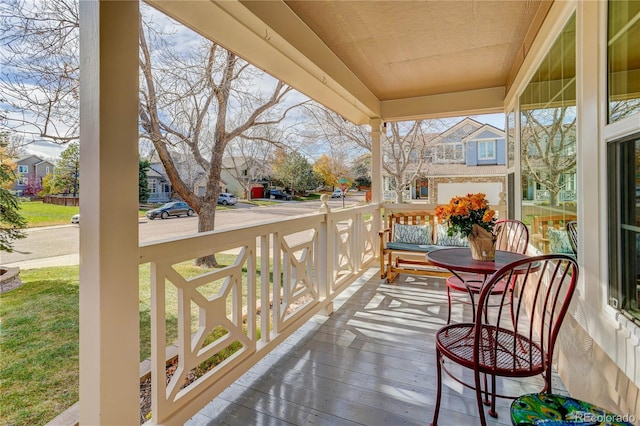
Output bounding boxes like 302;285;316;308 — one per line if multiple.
433;142;464;162
477;140;497;160
18;165;28;174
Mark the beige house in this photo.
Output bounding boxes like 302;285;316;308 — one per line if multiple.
75;1;639;425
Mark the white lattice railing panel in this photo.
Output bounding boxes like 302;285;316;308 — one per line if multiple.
146;237;259;422
337;218;354;276
276;229;320;328
328;204;379;292
361;217;376;265
138;202;382;425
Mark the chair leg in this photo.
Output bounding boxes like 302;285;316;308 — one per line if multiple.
430;349;443;426
474;368;487;426
488;373;498;418
482;372;490;405
543;365;553;393
446;286;452;325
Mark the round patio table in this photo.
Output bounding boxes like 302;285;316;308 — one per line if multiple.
426;247;531;275
426;248;533;322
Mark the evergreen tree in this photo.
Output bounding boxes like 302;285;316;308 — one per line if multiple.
272;149;320;196
351;154;371;188
0;141;26;252
53;142;79;196
139;159;151;204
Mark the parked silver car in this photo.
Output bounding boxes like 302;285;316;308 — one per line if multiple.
217;193;238;206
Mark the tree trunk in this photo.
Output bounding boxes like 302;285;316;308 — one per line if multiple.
394;189;403;204
195;204;219;267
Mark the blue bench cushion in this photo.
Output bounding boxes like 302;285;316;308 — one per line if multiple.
386;242;453;253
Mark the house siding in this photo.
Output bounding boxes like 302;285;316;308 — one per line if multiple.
13;156;55;195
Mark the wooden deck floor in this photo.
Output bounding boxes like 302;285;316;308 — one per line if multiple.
186;269;567;426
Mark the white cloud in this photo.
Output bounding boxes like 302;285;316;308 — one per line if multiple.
20;140;65;162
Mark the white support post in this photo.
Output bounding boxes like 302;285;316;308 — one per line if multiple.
576;0;600;303
319;195;333;315
79;1;140;424
370;119;383;257
370;118;383;206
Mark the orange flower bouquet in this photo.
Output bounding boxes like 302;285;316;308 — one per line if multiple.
436;193;497;260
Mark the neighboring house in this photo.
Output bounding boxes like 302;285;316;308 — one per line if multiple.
220;157;270;199
193;156;270;199
193;174;226;197
146;154;268;201
12;155;55;196
383;117;507;205
146;163;172;203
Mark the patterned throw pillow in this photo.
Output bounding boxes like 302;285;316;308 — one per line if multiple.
436;224;469;247
393;224;433;245
547;228;573;254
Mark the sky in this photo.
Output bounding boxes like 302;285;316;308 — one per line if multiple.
20;140;65;161
470;113;505;130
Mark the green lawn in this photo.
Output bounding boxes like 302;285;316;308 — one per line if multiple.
0;267;79;426
18;200;148;227
18;196;325;227
18;200;79;227
0;254;261;426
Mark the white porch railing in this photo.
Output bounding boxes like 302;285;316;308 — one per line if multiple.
138;201;380;424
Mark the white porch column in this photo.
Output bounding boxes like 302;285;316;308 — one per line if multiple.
370;118;383;205
79;1;140;424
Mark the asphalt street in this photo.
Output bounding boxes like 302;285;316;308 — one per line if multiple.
0;195;362;269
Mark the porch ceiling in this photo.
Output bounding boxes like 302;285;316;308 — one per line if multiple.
146;0;552;124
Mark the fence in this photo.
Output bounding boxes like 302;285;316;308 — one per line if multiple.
42;195;80;206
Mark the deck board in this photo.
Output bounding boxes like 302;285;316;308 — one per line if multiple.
186;269;567;426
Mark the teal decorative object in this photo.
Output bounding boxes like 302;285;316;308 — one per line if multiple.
511;393;634;425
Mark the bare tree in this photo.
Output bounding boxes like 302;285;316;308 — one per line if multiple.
0;0;80;143
139;17;306;266
521;107;577;206
382;121;430;203
0;132;27;159
302;104;371;153
303;105;447;203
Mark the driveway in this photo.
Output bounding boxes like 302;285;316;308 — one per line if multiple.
1;194;364;269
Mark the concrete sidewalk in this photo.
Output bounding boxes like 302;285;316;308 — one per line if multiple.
3;254;79;270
